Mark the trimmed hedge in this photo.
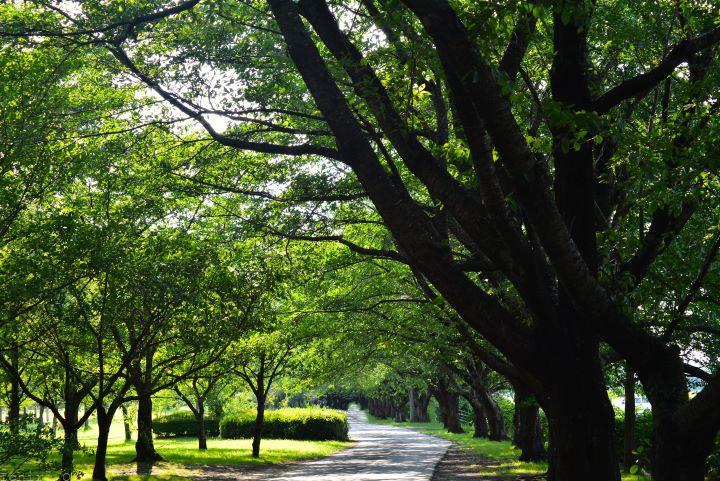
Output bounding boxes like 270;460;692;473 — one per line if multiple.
153;412;219;438
220;407;349;441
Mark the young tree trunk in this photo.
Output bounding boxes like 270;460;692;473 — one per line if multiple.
195;403;207;450
38;405;45;427
623;368;635;472
92;404;116;481
134;392;161;463
121;405;132;441
8;347;20;433
252;394;265;458
514;384;546;461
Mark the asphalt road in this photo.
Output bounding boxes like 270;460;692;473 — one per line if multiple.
271;405;450;481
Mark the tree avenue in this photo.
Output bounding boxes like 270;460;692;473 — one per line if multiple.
1;0;720;480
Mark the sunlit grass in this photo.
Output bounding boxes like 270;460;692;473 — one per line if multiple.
367;413;649;481
6;416;350;481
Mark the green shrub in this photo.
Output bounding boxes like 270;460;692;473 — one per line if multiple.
153;412;219;438
220;407;349;441
614;408;653;471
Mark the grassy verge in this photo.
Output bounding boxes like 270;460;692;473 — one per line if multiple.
4;418;350;481
366;413;648;481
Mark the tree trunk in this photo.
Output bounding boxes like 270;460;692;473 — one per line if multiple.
409;389;431;422
135;392;161;463
623;368;635;472
475;388;507;441
543;363;618;481
512;389;521;446
514;384;546;461
650;425;714;481
61;428;78;480
92;404;116;481
468;396;489;438
393;397;407;422
196;403;207;450
434;383;463;434
252;395;265;458
60;403;79;480
122;405;132;441
8;348;20;433
38;405;45;427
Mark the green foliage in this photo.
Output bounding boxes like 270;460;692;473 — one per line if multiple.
0;416;62;473
220;408;349;441
153;412;219;439
614;409;654;471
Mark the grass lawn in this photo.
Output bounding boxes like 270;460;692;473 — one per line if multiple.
366;413;649;481
5;416;350;481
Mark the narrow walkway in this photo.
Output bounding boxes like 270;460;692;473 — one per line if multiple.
271;405;450;480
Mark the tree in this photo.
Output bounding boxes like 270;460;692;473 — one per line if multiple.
233;329;297;458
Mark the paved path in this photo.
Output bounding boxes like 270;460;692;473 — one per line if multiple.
271;405;450;481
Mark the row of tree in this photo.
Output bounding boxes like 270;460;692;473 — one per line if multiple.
2;0;720;480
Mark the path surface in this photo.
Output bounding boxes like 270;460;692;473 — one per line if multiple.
269;405;450;481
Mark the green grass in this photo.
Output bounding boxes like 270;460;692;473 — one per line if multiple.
366;413;648;481
5;415;350;481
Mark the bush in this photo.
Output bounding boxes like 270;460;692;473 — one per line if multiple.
220;407;349;441
153;412;219;438
614;409;653;471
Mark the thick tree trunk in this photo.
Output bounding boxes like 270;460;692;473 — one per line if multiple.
512;389;521;446
543;361;618;481
476;389;507;441
409;389;431;422
61;428;78;480
92;405;115;481
650;427;714;481
468;397;489;438
122;405;132;441
60;403;79;480
195;404;207;450
135;392;161;463
623;368;635;472
514;384;546;461
434;383;463;434
252;395;265;458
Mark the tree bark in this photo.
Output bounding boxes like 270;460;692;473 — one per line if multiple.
60;403;79;480
468;396;489;438
395;400;406;422
134;392;161;463
408;389;431;422
433;381;464;434
543;358;618;481
92;404;116;481
475;387;507;441
623;368;635;472
8;347;20;433
252;394;265;458
514;383;546;461
196;403;207;450
122;405;132;441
